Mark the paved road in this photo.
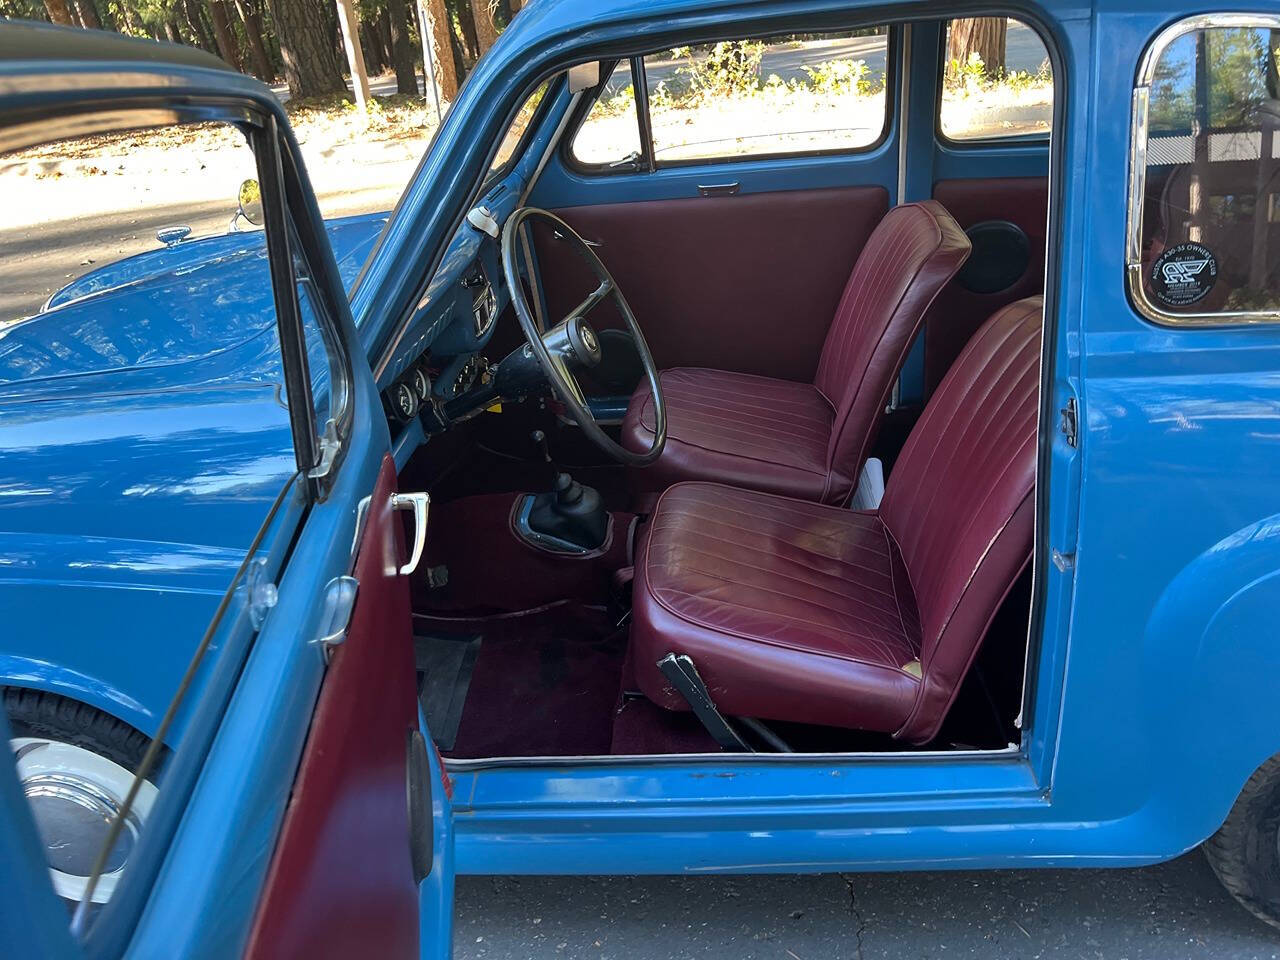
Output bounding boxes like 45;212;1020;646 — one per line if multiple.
455;852;1280;960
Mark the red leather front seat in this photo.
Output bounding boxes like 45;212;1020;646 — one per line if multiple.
622;201;971;505
630;297;1042;743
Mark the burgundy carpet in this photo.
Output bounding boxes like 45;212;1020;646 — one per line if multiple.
416;602;627;759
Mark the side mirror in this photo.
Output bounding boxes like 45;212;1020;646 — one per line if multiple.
237;178;264;226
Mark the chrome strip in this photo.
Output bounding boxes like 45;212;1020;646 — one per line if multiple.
1125;13;1280;327
444;742;1024;774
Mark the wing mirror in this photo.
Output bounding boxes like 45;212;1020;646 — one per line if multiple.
230;178;264;231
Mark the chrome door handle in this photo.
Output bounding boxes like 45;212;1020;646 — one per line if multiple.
697;182;740;197
391;491;430;576
553;228;601;247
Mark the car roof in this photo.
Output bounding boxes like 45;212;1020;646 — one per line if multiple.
0;20;232;72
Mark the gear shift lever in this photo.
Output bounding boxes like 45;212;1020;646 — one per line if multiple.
518;428;609;552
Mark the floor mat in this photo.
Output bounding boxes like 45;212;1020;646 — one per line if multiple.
415;633;481;752
415;603;626;759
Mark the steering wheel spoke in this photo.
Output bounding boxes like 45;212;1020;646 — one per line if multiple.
500;207;666;466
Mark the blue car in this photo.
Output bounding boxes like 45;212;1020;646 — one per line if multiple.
3;0;1280;955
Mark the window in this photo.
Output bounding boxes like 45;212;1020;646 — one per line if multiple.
571;28;891;169
1129;18;1280;323
489;80;551;179
939;18;1053;141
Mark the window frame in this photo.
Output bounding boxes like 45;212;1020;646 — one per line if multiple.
564;25;900;175
1125;12;1280;327
932;18;1054;149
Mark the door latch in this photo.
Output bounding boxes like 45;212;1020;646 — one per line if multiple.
311;575;359;663
244;556;278;629
1059;396;1079;448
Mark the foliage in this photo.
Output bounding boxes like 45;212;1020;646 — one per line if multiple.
669;40;765;101
801;58;877;97
1150;28;1280;132
943;50;1052;98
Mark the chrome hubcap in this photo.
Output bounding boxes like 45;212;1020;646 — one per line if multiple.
12;737;157;903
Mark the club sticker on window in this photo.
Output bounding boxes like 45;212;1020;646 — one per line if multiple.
1150;242;1218;308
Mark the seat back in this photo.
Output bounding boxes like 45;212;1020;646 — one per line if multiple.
877;296;1043;744
813;200;971;501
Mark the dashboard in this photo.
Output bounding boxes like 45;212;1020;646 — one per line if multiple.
378;202;511;435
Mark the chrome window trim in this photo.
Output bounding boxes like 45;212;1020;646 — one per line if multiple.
1126;13;1280;327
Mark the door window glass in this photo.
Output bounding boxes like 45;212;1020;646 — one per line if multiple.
571;28;891;168
939;18;1053;141
488;80;551;180
1130;21;1280;321
572;61;643;167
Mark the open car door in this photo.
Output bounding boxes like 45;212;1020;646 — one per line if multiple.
0;23;453;959
244;456;451;960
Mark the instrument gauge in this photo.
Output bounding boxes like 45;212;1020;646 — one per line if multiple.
410;367;431;400
390;381;420;422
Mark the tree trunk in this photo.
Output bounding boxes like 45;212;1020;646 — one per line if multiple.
420;0;458;100
468;0;496;55
267;0;348;98
207;0;243;69
452;0;478;62
946;17;1007;79
164;18;182;43
360;21;384;74
43;0;75;25
234;0;276;80
385;0;420;95
182;0;218;51
75;0;102;29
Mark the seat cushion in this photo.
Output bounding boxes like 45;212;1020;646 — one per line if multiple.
622;368;835;504
631;482;923;732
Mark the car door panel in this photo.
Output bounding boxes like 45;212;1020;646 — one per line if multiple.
245;453;420;960
923;176;1048;393
536;185;890;380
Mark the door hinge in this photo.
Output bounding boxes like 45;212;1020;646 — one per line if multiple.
1051;549;1076;572
311;575;359;663
1059;396;1079;448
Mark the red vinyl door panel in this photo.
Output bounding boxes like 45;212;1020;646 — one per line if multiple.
245;455;420;959
923;177;1048;395
536;185;890;382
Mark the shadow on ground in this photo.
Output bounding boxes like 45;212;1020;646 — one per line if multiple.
455;852;1279;960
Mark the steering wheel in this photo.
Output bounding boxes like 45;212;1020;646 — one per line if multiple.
500;206;665;466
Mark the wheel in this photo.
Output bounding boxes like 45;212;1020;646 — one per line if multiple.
5;688;160;904
1205;754;1280;930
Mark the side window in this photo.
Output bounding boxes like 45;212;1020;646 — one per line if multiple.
573;61;643;167
1129;20;1280;322
488;80;551;181
571;28;891;169
939;18;1053;141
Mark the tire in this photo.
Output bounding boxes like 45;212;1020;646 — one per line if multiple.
1204;754;1280;931
5;688;162;904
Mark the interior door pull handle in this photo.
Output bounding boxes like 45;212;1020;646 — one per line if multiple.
553;228;601;247
391;491;430;576
697;182;740;197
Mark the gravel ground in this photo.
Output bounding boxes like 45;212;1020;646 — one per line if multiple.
455;852;1280;960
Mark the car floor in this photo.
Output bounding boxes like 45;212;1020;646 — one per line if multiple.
404;409;1030;759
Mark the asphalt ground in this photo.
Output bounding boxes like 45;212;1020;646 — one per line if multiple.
455;852;1280;960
